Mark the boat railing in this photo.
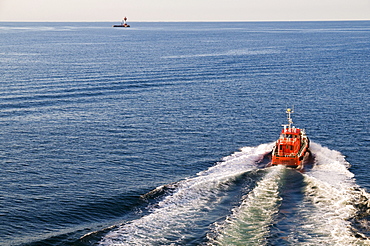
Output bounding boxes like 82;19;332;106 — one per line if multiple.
297;140;308;157
272;145;277;156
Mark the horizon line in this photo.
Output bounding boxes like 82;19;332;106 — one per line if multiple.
1;19;369;23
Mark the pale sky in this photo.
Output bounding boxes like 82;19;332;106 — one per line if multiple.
0;0;369;22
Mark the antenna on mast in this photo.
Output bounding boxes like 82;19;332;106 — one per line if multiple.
286;108;294;128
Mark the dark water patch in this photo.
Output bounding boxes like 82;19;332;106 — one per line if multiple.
2;192;148;246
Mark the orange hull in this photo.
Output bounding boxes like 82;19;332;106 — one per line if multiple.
271;148;310;168
272;156;301;167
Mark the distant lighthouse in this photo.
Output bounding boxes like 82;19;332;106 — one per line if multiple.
113;16;130;27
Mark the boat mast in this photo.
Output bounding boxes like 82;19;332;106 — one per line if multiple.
282;108;294;131
286;108;294;128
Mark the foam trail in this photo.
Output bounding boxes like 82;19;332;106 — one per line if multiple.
293;142;370;245
207;165;284;246
99;143;273;245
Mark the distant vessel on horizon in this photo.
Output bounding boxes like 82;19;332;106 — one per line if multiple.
113;17;130;27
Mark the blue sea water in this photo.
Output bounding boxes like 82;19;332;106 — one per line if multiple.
0;21;369;245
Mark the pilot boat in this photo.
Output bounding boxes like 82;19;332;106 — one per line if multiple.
271;108;310;168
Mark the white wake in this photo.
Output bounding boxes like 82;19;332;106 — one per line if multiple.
99;143;273;245
99;142;370;245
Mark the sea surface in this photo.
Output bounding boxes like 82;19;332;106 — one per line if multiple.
0;21;369;246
